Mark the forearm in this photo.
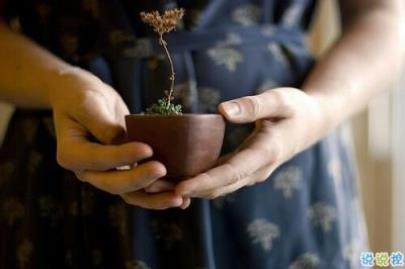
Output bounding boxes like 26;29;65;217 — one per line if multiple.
303;5;404;131
0;23;77;108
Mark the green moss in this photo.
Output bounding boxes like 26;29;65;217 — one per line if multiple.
145;98;182;115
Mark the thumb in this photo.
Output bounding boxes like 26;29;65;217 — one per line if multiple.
73;93;128;145
218;90;293;123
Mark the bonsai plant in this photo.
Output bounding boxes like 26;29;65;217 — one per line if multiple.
125;8;225;180
140;8;184;116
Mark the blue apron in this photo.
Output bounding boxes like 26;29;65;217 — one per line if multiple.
0;1;368;268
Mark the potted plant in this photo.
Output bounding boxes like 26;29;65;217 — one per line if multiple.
125;8;225;180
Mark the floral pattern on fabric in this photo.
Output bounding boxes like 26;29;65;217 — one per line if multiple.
0;0;367;268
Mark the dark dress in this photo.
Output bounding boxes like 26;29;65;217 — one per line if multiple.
0;1;368;268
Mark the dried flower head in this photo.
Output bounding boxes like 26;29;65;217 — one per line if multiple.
140;8;185;36
140;8;185;115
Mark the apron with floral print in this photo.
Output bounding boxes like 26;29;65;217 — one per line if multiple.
0;0;368;268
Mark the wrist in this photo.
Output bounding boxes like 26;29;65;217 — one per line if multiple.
307;90;346;133
47;66;101;109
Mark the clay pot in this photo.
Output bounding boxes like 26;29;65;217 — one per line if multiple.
125;114;225;180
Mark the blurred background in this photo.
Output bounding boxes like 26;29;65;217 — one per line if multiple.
0;0;404;256
308;0;405;254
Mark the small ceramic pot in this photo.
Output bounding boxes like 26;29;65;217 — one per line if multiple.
125;114;225;180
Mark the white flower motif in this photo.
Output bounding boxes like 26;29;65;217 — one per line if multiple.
247;218;280;251
232;4;261;26
126;260;151;269
274;166;303;198
216;32;242;48
207;48;243;72
198;87;221;113
288;253;320;269
268;42;289;68
308;202;337;233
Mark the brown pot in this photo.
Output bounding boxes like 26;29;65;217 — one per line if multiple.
125;114;225;180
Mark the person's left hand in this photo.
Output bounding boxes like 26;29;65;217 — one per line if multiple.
174;87;328;199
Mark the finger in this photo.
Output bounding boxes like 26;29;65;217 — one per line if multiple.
76;161;166;194
198;166;276;199
201;176;251;199
215;128;259;167
175;146;271;197
58;140;153;171
121;191;183;210
72;87;129;144
176;129;280;197
180;197;191;209
56;117;153;171
144;179;175;193
54;101;151;172
215;153;232;166
218;89;294;124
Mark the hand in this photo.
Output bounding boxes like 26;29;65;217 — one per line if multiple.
175;87;327;199
50;68;188;209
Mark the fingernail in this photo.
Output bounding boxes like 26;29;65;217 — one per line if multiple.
173;197;183;207
181;203;189;210
222;102;241;116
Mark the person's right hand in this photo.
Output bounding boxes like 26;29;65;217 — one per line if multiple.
50;68;187;209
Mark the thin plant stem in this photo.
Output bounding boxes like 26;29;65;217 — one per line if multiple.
159;34;175;108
